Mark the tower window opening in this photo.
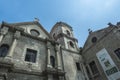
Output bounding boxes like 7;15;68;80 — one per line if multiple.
50;56;55;68
66;30;70;36
69;41;74;48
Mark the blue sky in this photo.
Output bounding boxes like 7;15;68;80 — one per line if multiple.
0;0;120;47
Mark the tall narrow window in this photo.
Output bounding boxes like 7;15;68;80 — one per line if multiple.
25;49;37;63
76;62;81;71
69;41;74;48
50;56;55;68
114;48;120;59
66;30;70;36
0;44;9;57
86;66;91;78
89;61;99;75
53;33;55;38
53;33;56;40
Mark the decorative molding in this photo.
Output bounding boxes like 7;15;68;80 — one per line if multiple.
14;31;21;39
0;27;9;35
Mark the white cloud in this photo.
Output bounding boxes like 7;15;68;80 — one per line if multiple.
69;0;118;19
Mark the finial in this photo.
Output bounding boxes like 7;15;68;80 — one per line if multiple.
88;28;92;34
108;22;113;26
34;17;39;22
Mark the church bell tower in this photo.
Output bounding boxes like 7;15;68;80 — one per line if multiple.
50;22;79;52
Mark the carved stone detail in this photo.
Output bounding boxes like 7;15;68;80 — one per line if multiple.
14;31;21;39
6;31;21;58
0;27;9;43
0;27;9;35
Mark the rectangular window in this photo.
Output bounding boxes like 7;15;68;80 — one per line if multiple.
114;48;120;59
25;49;37;63
76;62;81;71
89;61;99;75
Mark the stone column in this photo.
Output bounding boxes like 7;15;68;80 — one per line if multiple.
0;27;9;43
55;44;62;70
7;31;21;57
47;42;52;68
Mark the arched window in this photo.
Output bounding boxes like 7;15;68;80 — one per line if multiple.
30;29;40;36
50;56;55;68
66;30;70;36
0;44;9;57
69;41;74;48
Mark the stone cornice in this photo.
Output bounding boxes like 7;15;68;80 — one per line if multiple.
43;68;65;76
10;68;43;76
61;47;80;55
1;22;60;45
0;60;13;68
1;21;24;32
1;21;52;39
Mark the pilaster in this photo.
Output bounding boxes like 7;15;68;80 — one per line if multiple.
47;41;52;68
7;31;21;57
55;44;62;70
81;63;89;80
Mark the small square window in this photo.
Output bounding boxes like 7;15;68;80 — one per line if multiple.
76;62;81;71
25;49;37;63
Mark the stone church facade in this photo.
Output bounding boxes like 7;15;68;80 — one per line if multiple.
0;20;120;80
0;21;88;80
82;22;120;80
